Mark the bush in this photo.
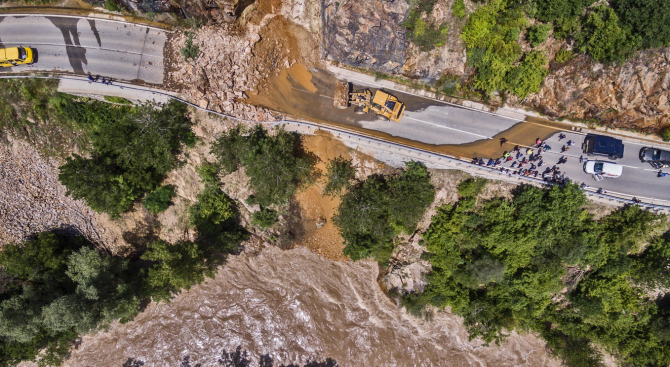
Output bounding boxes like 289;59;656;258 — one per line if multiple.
611;0;670;49
104;0;122;12
211;125;319;207
197;162;220;185
323;156;356;196
188;186;247;251
554;48;574;63
574;5;639;63
180;32;200;62
527;23;552;47
533;0;596;23
452;0;467;19
505;50;549;99
410;182;670;366
333;161;435;264
404;3;449;51
143;185;176;214
103;96;132;105
58;100;195;217
660;125;670;142
252;209;279;228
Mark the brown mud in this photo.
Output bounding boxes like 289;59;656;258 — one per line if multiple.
248;64;572;160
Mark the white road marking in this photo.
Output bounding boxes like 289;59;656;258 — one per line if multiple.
404;116;491;139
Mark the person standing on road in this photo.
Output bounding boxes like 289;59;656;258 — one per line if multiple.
659;171;669;177
499;137;508;147
558;133;566;141
526;148;533;155
579;155;586;163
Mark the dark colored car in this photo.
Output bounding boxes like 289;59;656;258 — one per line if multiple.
582;134;624;159
639;147;670;169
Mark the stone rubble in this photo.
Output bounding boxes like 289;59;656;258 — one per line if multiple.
0;138;110;248
168;17;292;122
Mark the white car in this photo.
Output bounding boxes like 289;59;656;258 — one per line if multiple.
584;161;623;180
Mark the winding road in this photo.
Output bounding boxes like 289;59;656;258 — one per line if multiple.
0;14;166;84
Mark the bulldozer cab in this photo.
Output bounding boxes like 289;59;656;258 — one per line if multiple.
371;90;405;122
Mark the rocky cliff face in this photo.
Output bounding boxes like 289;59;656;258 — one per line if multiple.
524;48;670;134
322;0;409;73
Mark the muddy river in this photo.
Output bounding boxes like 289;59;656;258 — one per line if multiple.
48;247;560;367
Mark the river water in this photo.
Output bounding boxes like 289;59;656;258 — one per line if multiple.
55;247;560;367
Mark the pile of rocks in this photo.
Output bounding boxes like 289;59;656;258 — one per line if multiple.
0;138;110;247
382;234;431;295
168;23;285;122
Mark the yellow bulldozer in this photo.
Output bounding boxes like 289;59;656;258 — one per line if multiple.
334;81;405;122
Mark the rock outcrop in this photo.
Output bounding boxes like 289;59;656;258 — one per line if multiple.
524;49;670;133
322;0;409;73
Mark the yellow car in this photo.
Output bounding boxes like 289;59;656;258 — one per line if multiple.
0;47;35;67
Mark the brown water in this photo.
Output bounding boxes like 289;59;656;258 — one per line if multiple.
58;247;560;367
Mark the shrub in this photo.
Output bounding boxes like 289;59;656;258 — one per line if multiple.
574;5;639;63
143;185;176;214
197;162;220;185
505;50;549;99
533;0;596;23
611;0;670;49
211;125;319;207
554;48;574;63
527;23;552;47
404;4;449;51
104;0;122;12
323;156;356;196
180;32;200;62
453;0;467;19
252;209;279;228
188;186;246;251
660;125;670;142
333;161;435;264
103;96;132;105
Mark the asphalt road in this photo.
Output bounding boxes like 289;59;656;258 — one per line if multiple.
0;15;166;84
491;129;670;201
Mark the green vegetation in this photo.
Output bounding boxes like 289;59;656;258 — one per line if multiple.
527;23;552;47
404;0;449;51
333;161;435;264
58;100;195;218
406;180;670;366
660;125;670;142
104;0;123;12
180;32;200;62
533;0;596;23
143;185;176;214
452;0;467;19
323;156;356;197
554;48;575;63
0;78;86;157
574;5;638;63
0;233;142;366
504;51;549;99
252;209;279;229
611;0;670;49
103;95;132;105
211;124;319;207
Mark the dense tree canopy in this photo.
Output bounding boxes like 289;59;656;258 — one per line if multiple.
611;0;670;49
0;233;142;366
58;100;195;217
574;5;638;63
333;161;435;263
211;125;318;207
323;156;356;197
408;180;670;366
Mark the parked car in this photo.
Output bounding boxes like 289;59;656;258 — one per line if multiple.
582;134;624;159
639;147;670;169
0;47;35;67
584;161;623;180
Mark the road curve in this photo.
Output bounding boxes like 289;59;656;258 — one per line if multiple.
0;15;167;84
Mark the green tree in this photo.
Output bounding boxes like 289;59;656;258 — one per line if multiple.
188;185;247;252
252;209;279;229
333;161;435;264
527;23;552;47
533;0;596;23
452;0;466;19
323;156;356;197
575;5;639;63
211;125;319;207
505;51;549;99
143;185;176;214
58;100;195;217
410;180;670;366
611;0;670;49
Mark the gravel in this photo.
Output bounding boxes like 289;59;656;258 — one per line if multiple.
0;138;109;248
